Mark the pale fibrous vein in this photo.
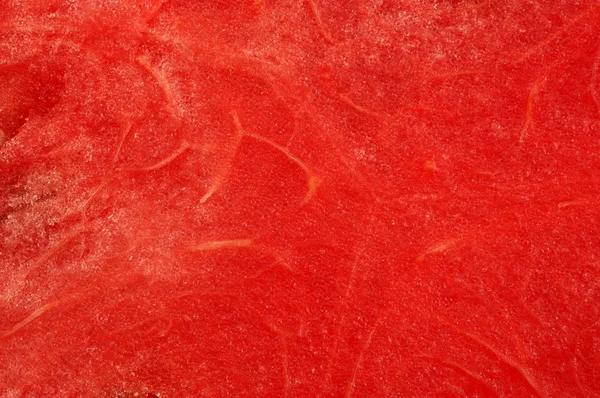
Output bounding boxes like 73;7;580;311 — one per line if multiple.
21;228;84;280
520;78;542;144
417;238;461;262
274;328;291;398
449;323;543;397
513;5;598;65
1;300;61;339
113;120;133;165
200;111;245;204
136;56;181;118
415;355;498;396
339;94;384;118
326;209;378;385
307;0;337;44
80;178;113;216
82;141;190;215
117;140;190;172
202;112;321;204
189;239;253;251
244;131;322;203
346;318;380;398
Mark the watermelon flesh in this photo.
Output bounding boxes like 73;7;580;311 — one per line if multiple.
1;1;600;396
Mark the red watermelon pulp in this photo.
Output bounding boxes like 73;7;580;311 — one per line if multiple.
1;0;600;396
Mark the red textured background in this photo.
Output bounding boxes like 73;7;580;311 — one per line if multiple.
1;0;600;396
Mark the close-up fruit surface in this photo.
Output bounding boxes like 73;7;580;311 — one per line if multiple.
1;1;600;396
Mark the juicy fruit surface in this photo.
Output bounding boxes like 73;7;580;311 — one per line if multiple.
1;0;600;396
